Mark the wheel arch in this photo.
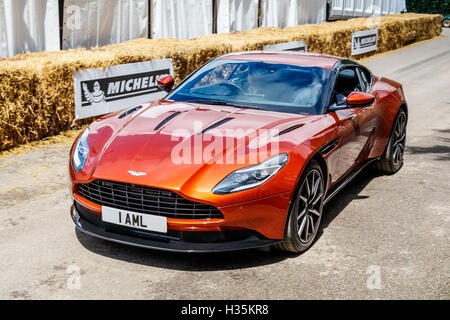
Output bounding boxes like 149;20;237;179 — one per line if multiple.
311;152;329;191
276;150;328;252
283;149;329;224
399;101;408;118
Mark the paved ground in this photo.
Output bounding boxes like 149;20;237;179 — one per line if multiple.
0;30;449;300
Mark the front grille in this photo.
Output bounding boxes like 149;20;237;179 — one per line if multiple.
77;180;223;220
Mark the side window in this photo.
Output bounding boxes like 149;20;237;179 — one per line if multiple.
332;68;362;104
356;68;370;92
363;68;373;91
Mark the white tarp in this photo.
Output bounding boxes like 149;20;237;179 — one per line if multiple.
364;0;383;17
0;0;60;58
260;0;327;29
354;0;364;17
381;0;390;15
0;1;8;57
74;59;174;120
343;0;355;17
151;0;213;40
331;0;405;19
62;0;148;50
216;0;259;34
398;0;407;13
331;0;344;18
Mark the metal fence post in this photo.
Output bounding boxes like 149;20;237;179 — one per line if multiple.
213;0;218;34
148;0;153;39
258;0;263;27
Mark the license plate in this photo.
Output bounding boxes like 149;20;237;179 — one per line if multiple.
102;206;167;233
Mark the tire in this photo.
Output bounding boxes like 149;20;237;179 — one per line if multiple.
276;160;325;253
443;19;450;28
376;108;407;174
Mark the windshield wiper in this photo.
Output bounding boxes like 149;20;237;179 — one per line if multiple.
185;99;260;110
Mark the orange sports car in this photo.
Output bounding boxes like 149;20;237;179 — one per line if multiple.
69;52;407;253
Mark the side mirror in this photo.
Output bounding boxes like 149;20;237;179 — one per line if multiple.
328;93;350;112
346;92;375;106
157;75;174;93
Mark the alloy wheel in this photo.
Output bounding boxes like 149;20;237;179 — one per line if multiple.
297;169;324;243
392;112;407;167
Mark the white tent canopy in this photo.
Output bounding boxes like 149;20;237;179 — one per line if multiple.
151;0;213;40
0;0;60;57
62;0;148;50
260;0;327;28
216;0;259;34
329;0;406;19
0;0;408;58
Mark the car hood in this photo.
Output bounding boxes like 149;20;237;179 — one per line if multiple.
84;100;322;195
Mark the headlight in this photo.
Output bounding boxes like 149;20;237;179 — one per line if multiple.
72;128;90;173
212;153;289;194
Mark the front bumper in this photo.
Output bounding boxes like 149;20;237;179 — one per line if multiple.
71;204;281;253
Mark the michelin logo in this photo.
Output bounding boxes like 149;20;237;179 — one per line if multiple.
74;59;174;120
351;29;378;55
353;35;377;51
79;69;170;107
106;75;159;96
82;81;106;105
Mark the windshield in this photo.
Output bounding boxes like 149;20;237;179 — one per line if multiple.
166;59;331;115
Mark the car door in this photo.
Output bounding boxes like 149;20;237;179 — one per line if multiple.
352;67;378;165
331;67;377;179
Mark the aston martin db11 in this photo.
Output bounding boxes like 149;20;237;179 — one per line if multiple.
69;52;407;253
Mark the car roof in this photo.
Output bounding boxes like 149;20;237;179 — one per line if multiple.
217;51;342;69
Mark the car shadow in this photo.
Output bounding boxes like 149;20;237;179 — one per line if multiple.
314;167;383;244
404;128;450;161
76;167;383;271
76;229;291;271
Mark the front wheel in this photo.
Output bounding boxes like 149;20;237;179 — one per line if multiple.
276;160;325;253
376;109;407;174
442;19;450;28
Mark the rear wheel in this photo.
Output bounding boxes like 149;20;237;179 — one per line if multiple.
443;19;450;28
277;160;324;253
376;109;407;174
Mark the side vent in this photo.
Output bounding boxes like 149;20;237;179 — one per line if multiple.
154;111;182;131
320;138;340;156
119;106;143;119
198;118;234;135
274;124;304;137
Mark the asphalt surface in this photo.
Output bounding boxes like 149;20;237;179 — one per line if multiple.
0;30;449;300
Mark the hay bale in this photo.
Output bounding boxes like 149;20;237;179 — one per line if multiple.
0;13;442;152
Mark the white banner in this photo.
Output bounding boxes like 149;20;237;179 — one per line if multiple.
263;41;307;52
74;59;174;120
351;29;378;55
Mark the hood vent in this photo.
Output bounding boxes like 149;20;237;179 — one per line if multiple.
154;111;182;131
119;106;143;119
274;124;304;137
198;117;234;135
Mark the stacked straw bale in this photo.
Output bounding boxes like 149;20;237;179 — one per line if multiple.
0;13;442;151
